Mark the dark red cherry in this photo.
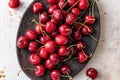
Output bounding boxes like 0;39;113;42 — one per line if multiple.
84;15;95;24
28;41;38;53
50;18;59;25
50;70;61;80
47;0;57;4
40;35;51;44
51;31;58;38
30;54;41;65
49;53;60;65
39;12;49;24
73;31;82;40
45;59;55;69
58;46;70;57
78;0;89;10
48;5;58;14
58;0;67;9
59;24;71;36
35;65;45;76
68;0;78;7
71;8;81;16
25;30;37;40
45;21;56;33
78;51;88;63
55;35;68;45
60;65;70;75
66;13;76;25
35;24;42;35
17;36;28;49
81;25;93;35
86;68;98;79
33;2;44;14
53;9;63;21
39;48;49;59
44;40;56;53
76;42;86;50
74;22;82;30
8;0;20;8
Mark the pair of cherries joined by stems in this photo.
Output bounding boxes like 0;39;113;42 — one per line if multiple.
15;0;99;80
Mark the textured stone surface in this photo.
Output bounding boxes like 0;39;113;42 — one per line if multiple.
0;0;120;80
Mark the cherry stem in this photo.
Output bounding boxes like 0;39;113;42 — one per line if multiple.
91;0;95;16
88;53;93;58
67;44;77;49
61;53;73;62
17;68;34;76
32;19;39;24
66;0;80;13
35;39;44;44
36;46;44;55
61;74;73;80
89;34;98;41
77;9;88;20
61;0;68;9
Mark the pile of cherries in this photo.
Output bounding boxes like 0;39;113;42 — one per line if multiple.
16;0;98;80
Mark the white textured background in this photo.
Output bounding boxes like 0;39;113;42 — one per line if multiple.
0;0;120;80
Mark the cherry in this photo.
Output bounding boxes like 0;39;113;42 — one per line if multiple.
84;15;95;24
40;35;51;44
81;25;93;35
60;65;70;74
35;24;43;35
45;59;55;69
47;0;57;4
50;18;59;25
86;68;98;79
49;53;60;65
45;21;56;33
65;13;76;25
74;22;82;30
76;41;86;50
58;46;70;57
53;9;63;21
35;65;45;76
78;0;89;10
8;0;20;8
50;70;61;80
59;24;71;36
78;51;88;63
28;41;38;53
39;12;49;24
25;30;37;40
71;8;81;16
29;54;41;65
55;35;68;45
58;0;67;9
73;31;82;40
39;47;49;59
62;10;67;17
48;5;58;14
33;2;44;14
17;36;28;49
68;0;78;7
44;40;56;53
51;31;58;38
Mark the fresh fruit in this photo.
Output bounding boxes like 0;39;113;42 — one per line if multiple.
25;30;37;40
49;53;60;65
78;51;88;63
81;25;93;35
65;13;76;25
55;35;68;45
47;0;57;4
48;5;58;14
8;0;20;8
28;41;38;53
60;65;70;74
50;70;61;80
84;15;95;24
78;0;89;10
86;68;98;79
40;35;51;44
35;65;45;76
39;48;49;59
45;21;56;33
71;7;81;16
30;54;41;65
53;9;63;21
39;12;49;24
33;2;44;14
58;46;70;57
45;59;55;69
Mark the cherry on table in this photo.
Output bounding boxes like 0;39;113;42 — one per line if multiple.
8;0;20;8
33;2;44;14
25;30;37;40
55;35;68;45
29;54;41;65
35;64;45;76
78;0;89;10
49;53;60;65
39;47;49;59
39;12;49;24
86;68;98;79
28;41;38;53
45;59;55;69
48;5;58;14
50;70;61;80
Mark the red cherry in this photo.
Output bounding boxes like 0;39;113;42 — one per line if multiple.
48;5;58;14
39;12;49;24
84;15;95;24
66;13;76;25
71;8;81;16
47;0;57;4
28;41;38;53
35;24;42;35
55;35;68;45
44;40;56;53
78;0;89;10
78;51;88;63
73;31;82;40
45;59;55;69
25;30;37;40
8;0;20;8
58;46;70;57
50;18;59;25
35;65;45;76
17;36;28;49
86;68;98;79
49;53;60;65
68;0;78;7
60;65;70;74
39;48;49;59
50;70;61;80
51;31;58;38
76;42;86;50
58;0;67;9
33;2;44;14
59;24;71;36
40;35;51;44
53;9;63;21
30;54;41;65
74;22;82;30
45;21;56;33
81;25;93;35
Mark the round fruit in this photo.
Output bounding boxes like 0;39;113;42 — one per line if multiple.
25;30;37;40
33;2;44;14
30;54;41;65
35;65;45;76
86;68;98;79
55;35;68;45
8;0;20;8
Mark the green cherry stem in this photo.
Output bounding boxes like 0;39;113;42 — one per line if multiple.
35;39;44;44
61;0;68;9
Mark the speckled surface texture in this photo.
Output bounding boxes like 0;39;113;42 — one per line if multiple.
0;0;120;80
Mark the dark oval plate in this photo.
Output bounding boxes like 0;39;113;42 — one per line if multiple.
16;0;100;80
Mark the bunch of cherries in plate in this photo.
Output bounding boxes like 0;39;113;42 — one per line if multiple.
16;0;98;80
